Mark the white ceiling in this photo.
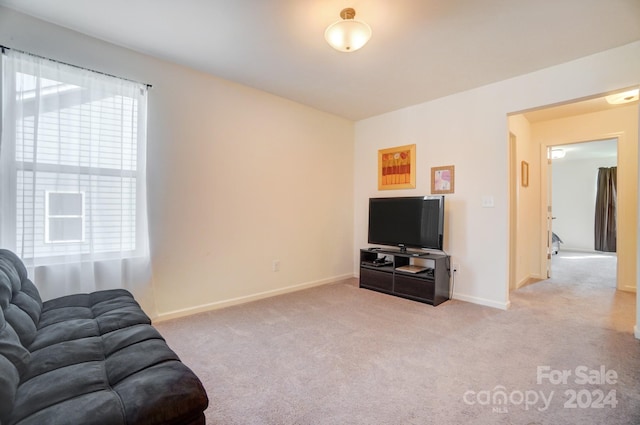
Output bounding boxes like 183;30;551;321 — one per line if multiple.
1;0;639;121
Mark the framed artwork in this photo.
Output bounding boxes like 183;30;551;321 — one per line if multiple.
378;144;416;190
521;161;529;187
431;165;455;194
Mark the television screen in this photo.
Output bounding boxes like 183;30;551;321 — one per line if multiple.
368;196;444;251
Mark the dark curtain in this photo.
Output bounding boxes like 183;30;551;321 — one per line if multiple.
594;167;617;252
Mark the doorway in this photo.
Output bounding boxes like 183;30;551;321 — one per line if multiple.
549;139;618;287
507;90;638;294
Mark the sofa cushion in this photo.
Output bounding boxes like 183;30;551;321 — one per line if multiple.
0;309;30;375
0;355;21;421
114;361;210;424
3;303;39;349
11;390;126;425
0;308;30;420
38;290;149;332
0;250;42;348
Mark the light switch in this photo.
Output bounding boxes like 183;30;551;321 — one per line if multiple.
482;196;495;208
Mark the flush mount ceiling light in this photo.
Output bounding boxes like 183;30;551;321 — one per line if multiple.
324;8;372;52
605;89;639;105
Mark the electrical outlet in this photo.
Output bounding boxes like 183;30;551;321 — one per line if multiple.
272;260;280;272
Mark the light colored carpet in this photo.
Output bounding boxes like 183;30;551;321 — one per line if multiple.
155;251;639;424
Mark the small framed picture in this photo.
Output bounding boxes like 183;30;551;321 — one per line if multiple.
378;144;416;190
521;161;529;187
431;165;455;194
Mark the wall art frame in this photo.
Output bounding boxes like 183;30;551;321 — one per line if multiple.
431;165;455;194
378;144;416;190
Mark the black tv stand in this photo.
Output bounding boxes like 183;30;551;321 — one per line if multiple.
359;248;450;306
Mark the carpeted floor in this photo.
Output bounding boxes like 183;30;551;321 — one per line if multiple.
155;250;639;424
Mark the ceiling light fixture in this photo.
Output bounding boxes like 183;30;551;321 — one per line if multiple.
324;8;372;52
605;89;639;105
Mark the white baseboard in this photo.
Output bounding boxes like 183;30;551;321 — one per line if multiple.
516;275;545;289
560;247;597;253
559;248;617;257
154;273;354;322
452;292;511;310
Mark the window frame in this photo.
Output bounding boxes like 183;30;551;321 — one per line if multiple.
44;190;86;244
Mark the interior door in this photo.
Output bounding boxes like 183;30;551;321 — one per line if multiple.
546;147;553;278
509;133;517;290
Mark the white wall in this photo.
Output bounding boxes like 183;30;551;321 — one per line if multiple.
0;7;355;319
552;156;617;251
354;41;640;311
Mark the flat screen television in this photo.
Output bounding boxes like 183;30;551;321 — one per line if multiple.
368;196;445;251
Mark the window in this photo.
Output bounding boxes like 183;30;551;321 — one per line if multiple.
1;50;149;262
45;191;85;243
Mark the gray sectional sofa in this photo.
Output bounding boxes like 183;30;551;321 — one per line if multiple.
0;249;209;425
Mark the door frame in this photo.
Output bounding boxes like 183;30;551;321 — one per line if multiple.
538;135;622;288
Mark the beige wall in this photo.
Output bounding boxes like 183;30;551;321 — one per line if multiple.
0;8;355;318
508;115;543;288
531;105;639;291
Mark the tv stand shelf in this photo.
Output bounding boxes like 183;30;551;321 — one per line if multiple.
359;248;450;306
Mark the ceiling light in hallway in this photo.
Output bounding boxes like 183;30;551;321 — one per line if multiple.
605;89;639;105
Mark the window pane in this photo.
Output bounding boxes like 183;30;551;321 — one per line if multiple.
15;72;138;171
48;192;83;216
17;171;136;257
48;217;83;242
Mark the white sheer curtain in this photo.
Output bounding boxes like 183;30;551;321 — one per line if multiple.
0;50;156;314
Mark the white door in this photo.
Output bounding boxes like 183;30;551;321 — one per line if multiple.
546;147;553;278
